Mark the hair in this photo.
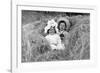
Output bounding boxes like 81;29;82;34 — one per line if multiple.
47;27;56;34
57;20;67;31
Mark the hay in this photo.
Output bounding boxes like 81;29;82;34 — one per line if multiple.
22;12;90;62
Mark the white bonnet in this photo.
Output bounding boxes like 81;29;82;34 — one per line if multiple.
44;19;58;33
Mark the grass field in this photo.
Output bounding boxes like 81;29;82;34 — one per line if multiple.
21;10;90;62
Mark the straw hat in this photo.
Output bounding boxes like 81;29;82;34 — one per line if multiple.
57;17;70;30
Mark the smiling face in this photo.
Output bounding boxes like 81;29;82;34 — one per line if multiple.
48;27;56;35
59;22;66;31
58;21;67;31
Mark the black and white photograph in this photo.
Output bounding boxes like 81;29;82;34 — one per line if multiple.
10;1;97;72
21;10;90;62
0;0;99;73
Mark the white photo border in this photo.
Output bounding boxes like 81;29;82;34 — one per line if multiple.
11;2;97;73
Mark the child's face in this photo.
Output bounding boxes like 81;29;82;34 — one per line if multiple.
49;27;55;34
59;22;66;31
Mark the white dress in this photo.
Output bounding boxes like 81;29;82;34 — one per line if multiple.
45;34;65;50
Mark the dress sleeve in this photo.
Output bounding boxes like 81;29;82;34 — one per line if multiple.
63;31;70;39
45;35;50;44
63;31;70;48
57;35;62;44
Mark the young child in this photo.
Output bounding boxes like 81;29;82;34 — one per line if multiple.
57;17;70;48
45;26;65;50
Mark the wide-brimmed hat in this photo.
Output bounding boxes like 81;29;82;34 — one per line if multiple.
57;17;70;30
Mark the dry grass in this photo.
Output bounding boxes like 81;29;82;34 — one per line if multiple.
21;11;90;62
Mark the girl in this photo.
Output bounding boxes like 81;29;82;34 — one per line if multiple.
57;17;70;48
45;19;65;50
